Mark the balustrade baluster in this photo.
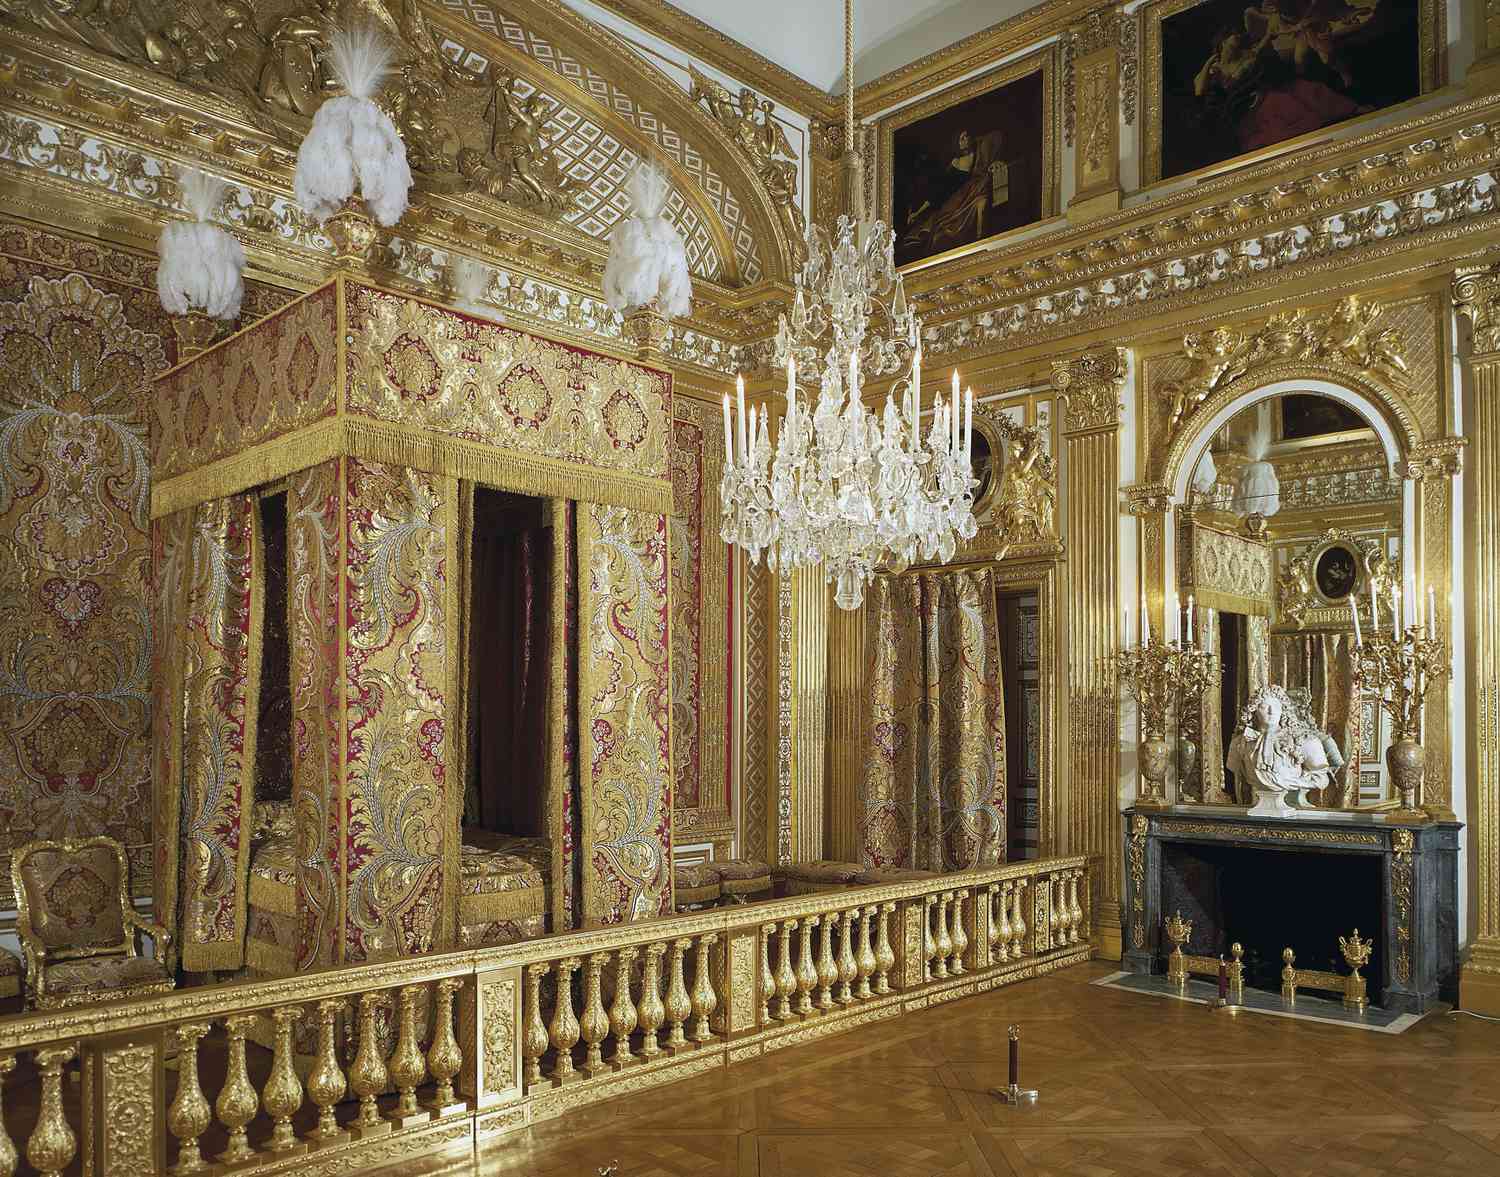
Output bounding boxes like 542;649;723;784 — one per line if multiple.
389;984;429;1122
1050;876;1064;949
307;998;349;1143
836;909;858;1004
168;1023;213;1174
950;891;970;976
0;1055;14;1177
638;943;667;1058
758;924;776;1025
995;883;1013;962
691;933;720;1042
217;1013;259;1164
550;958;583;1081
816;914;838;1010
773;919;797;1020
922;895;937;981
263;1006;306;1153
664;938;694;1052
609;948;640;1069
350;992;392;1137
523;963;551;1085
874;903;896;994
1010;881;1028;958
428;978;466;1112
855;907;877;999
581;954;612;1077
794;919;818;1016
1070;870;1084;943
934;893;954;978
27;1046;75;1177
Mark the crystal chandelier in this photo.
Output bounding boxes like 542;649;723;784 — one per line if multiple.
718;0;977;610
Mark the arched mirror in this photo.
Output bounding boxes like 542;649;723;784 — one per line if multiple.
1173;390;1403;809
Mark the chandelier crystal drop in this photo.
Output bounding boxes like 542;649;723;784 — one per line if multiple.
717;0;978;611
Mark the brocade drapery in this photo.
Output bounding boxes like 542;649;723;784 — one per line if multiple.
154;494;261;972
578;503;672;923
860;569;1007;871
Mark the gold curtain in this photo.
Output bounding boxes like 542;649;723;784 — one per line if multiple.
859;568;1007;871
155;493;262;972
577;503;672;923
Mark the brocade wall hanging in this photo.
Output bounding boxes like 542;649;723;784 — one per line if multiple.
579;503;673;922
860;568;1008;871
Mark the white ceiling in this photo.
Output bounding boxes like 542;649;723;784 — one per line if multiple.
665;0;1028;94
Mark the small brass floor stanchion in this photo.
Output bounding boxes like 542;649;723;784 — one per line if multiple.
990;1024;1039;1105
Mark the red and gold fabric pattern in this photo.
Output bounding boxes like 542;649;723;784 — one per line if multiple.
578;503;673;923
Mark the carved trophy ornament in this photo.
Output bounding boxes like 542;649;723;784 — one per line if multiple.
687;64;807;268
989;419;1057;559
1225;685;1346;816
0;0;579;214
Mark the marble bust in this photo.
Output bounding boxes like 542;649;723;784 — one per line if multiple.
1226;686;1345;816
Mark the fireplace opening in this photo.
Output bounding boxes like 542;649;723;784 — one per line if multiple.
1160;842;1383;1003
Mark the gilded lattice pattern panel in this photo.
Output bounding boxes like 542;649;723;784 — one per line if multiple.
435;14;761;283
741;560;770;858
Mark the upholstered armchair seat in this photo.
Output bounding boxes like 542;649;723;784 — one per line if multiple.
11;835;174;1009
673;863;722;910
711;858;773;903
774;860;863;896
850;867;938;885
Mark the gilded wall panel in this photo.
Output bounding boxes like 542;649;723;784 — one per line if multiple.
741;559;770;859
0;235;166;905
342;460;457;961
152;286;339;482
578;503;673;922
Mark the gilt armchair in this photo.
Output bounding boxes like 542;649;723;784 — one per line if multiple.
10;835;174;1009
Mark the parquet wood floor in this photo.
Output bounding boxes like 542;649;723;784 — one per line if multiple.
443;962;1500;1176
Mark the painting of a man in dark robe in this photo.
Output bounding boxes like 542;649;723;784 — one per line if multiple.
892;69;1046;267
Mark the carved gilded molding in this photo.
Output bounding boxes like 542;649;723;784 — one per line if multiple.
1122;482;1174;516
1401;436;1467;479
1454;260;1500;356
1054;348;1126;433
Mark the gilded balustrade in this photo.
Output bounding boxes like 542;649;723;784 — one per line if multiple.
0;855;1089;1172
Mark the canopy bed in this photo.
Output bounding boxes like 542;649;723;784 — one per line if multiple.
150;275;675;977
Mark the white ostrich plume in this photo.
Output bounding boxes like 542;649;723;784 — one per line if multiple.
1191;448;1218;496
603;161;692;318
451;255;501;321
157;166;245;320
1232;411;1280;518
293;22;413;228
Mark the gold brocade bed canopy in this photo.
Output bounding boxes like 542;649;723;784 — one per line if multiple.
149;276;675;974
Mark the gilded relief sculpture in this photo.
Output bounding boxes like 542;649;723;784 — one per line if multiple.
990;421;1057;559
688;65;807;267
0;0;579;214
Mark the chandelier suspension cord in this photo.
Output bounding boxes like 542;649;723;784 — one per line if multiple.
845;0;855;153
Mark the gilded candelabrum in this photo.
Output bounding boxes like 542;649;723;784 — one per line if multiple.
1354;624;1451;818
1113;637;1219;807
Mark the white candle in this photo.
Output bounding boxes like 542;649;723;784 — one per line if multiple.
736;375;747;465
722;394;733;469
1141;588;1151;645
1411;578;1421;633
912;349;922;447
1350;598;1362;646
1428;584;1436;639
748;404;757;458
951;371;960;450
965;387;973;458
1123;608;1131;649
1186;594;1195;644
787;357;796;431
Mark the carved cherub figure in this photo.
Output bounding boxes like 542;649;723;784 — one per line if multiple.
1318;296;1410;387
1166;327;1250;429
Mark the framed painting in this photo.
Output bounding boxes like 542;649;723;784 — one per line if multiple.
1142;0;1440;184
1280;392;1367;441
879;49;1056;270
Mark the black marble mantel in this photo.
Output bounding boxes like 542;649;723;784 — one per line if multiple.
1121;806;1460;1013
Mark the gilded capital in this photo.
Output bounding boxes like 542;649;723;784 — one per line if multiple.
1454;263;1500;358
1122;482;1174;516
1400;436;1466;480
1054;347;1127;433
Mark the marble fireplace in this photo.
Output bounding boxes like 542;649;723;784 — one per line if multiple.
1121;806;1460;1013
